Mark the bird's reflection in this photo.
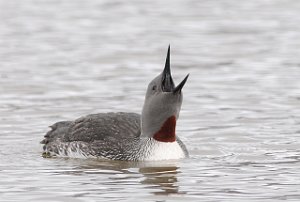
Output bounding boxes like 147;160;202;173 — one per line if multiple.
50;158;183;195
139;166;180;195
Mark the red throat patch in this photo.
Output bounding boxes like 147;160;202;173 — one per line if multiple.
153;116;176;142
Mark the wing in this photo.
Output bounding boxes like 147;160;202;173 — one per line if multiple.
66;112;141;142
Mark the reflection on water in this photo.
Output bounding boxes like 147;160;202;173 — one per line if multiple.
140;166;180;195
1;0;300;201
53;159;182;196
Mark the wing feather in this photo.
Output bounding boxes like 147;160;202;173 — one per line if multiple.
67;112;141;142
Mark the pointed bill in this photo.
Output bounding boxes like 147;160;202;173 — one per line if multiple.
173;74;189;94
161;45;175;92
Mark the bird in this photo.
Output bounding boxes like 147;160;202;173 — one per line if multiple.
41;46;189;161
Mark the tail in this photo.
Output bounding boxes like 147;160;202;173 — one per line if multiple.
41;121;72;157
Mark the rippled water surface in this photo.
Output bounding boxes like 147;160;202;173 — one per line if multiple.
1;0;300;201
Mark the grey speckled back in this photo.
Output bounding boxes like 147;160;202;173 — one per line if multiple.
42;112;141;157
68;112;141;142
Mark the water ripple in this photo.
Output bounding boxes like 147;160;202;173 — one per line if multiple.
1;0;300;201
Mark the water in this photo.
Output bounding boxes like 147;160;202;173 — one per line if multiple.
1;0;300;201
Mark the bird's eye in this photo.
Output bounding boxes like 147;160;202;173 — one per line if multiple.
152;85;157;91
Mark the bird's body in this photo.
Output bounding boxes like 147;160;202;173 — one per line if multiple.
42;112;188;160
41;46;189;161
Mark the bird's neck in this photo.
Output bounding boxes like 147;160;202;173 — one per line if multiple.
153;116;176;142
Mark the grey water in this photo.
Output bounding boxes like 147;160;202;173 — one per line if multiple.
0;0;300;201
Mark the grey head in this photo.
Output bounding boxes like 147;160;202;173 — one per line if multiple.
141;46;189;142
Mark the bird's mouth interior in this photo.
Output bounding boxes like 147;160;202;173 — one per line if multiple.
161;68;175;92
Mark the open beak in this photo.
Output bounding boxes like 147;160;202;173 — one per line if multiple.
161;45;175;92
161;45;189;94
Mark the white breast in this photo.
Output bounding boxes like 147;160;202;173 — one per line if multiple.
142;139;186;161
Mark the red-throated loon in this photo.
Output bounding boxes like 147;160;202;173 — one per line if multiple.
41;46;189;161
